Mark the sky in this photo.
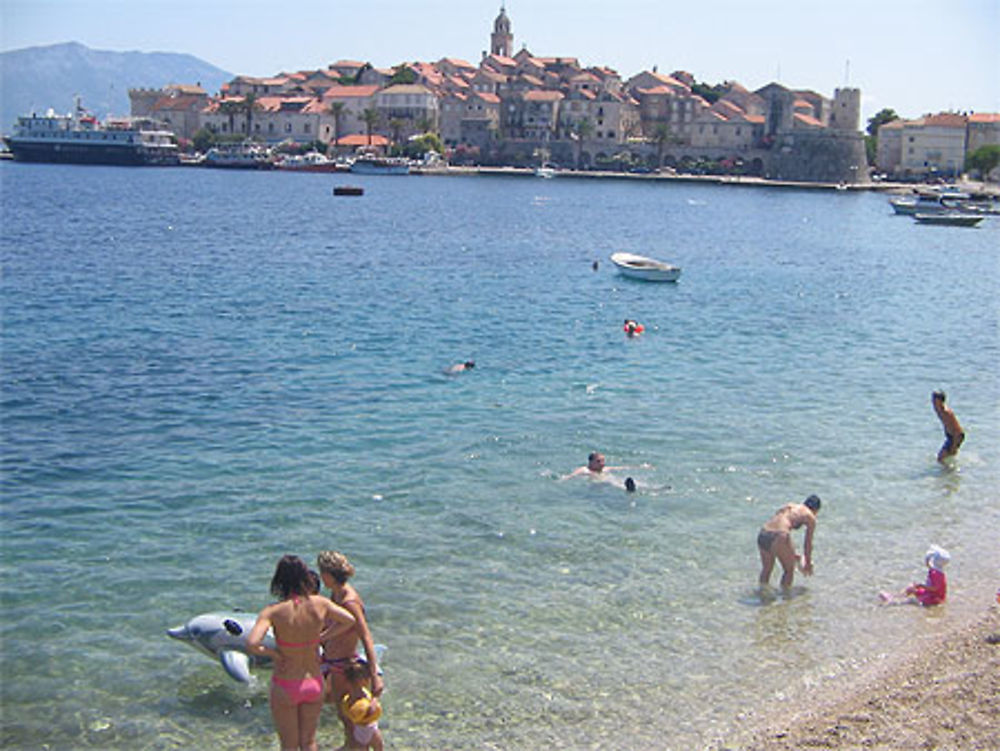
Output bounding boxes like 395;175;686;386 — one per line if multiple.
2;0;998;124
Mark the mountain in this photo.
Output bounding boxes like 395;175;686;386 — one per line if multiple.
0;41;232;132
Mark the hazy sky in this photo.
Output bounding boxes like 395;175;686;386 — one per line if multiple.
3;0;998;123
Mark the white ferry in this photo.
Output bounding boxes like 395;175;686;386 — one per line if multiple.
3;98;179;166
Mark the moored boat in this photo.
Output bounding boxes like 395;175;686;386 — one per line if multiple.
610;252;682;282
3;97;179;166
275;151;340;172
913;213;985;227
333;186;364;196
203;142;273;169
350;156;410;175
889;189;970;215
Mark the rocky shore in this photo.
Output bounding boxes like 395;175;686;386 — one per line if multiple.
719;605;1000;751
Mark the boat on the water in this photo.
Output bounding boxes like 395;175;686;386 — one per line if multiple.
275;151;341;172
535;166;557;179
350;156;410;175
889;189;970;215
203;142;273;169
3;97;179;166
333;186;364;196
610;252;682;282
913;213;985;227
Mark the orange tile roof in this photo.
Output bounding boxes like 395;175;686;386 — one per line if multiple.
475;92;501;104
337;134;390;146
322;85;380;100
636;85;674;97
440;57;476;69
968;112;1000;123
923;113;968;127
793;112;824;127
524;90;564;102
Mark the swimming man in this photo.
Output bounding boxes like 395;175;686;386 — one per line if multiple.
932;390;964;462
757;495;821;590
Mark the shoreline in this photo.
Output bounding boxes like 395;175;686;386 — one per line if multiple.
413;164;1000;196
714;604;1000;751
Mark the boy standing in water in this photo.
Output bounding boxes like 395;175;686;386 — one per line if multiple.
932;391;965;462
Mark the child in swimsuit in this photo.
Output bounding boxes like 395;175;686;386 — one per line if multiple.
340;658;384;750
880;545;949;606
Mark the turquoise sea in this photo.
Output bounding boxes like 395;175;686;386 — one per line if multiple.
1;163;998;750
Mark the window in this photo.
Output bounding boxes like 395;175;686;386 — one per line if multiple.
304;123;310;133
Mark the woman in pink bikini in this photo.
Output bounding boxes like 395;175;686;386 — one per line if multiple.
248;555;356;751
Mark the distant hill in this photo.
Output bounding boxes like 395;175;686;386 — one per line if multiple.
0;41;232;132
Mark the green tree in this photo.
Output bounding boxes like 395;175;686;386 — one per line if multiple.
388;118;406;150
965;144;1000;179
389;66;417;85
652;123;672;168
865;108;899;166
242;93;259;140
327;101;346;151
406;132;444;158
192;127;215;153
691;81;723;104
571;118;593;169
361;108;380;147
218;99;242;136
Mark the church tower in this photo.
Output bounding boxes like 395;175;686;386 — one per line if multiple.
491;5;513;57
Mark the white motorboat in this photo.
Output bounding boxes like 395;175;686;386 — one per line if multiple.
610;252;682;282
889;189;970;215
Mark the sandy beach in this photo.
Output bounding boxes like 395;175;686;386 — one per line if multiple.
717;605;1000;751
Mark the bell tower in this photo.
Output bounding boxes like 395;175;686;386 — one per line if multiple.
491;5;513;57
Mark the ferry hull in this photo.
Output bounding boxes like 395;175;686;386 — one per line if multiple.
5;140;178;166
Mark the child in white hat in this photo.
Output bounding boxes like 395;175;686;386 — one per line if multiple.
880;545;950;606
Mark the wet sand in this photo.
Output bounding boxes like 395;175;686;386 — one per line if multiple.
717;605;1000;750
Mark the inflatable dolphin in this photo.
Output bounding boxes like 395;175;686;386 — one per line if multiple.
167;612;275;683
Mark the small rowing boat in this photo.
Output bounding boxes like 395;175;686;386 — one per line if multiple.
610;252;682;282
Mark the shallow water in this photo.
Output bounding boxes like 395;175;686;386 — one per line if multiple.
2;164;998;750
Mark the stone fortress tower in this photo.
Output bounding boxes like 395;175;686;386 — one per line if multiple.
829;87;861;132
491;5;513;57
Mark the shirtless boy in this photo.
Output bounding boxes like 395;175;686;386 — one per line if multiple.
757;495;821;590
932;390;965;462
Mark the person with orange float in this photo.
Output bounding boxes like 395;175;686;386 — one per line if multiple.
623;319;644;337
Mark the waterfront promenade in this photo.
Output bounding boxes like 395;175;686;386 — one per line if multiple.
413;164;1000;195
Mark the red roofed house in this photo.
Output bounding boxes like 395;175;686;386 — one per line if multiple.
505;89;564;139
129;84;209;140
900;113;968;177
374;84;440;140
967;113;1000;154
321;85;380;144
439;91;500;148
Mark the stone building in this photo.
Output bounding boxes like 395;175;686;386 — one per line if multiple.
129;84;209;141
374;84;439;137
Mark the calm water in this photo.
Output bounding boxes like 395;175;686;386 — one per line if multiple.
1;164;998;750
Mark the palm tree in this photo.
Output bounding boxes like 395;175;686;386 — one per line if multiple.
361;108;380;148
571;117;593;170
416;115;435;136
218;99;242;137
652;123;672;169
388;118;406;150
327;101;346;151
242;93;259;140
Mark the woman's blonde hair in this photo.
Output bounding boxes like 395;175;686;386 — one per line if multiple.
317;550;355;583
